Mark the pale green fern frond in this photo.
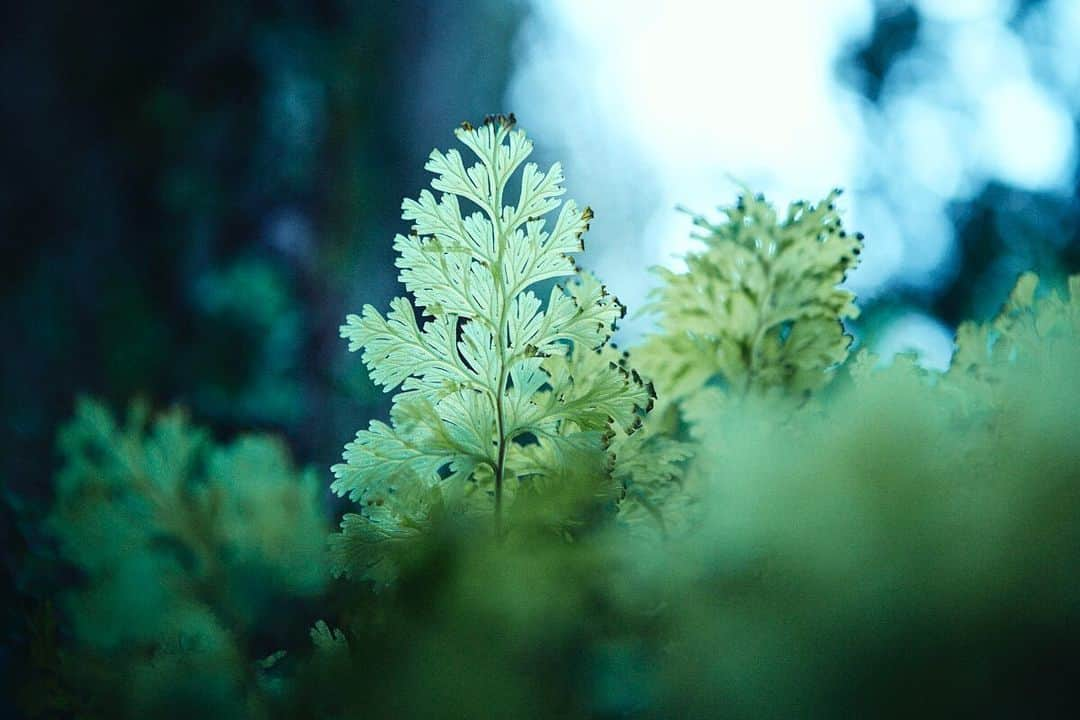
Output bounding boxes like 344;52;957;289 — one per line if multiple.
332;117;652;579
638;189;862;422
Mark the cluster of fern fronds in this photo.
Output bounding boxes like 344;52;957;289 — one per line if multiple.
16;119;1080;719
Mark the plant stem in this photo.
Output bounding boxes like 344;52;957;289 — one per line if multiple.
494;369;507;537
490;127;509;540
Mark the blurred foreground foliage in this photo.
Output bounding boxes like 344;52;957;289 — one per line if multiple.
20;400;329;718
11;192;1080;717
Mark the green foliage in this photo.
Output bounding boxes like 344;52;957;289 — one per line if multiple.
620;189;863;534
17;114;1080;717
644;303;1080;717
44;398;328;717
330;117;653;581
336;272;1080;719
639;189;862;427
271;283;1080;717
610;423;695;537
950;271;1080;387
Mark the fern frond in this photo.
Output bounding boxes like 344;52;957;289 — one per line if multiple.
949;272;1080;387
638;189;862;420
49;398;328;652
332;117;651;576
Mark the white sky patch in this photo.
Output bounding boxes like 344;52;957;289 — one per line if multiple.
891;96;970;199
977;80;1076;189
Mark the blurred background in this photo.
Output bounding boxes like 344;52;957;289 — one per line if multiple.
2;0;1079;674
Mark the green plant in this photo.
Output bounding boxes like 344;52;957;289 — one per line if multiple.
43;398;328;717
329;116;654;581
638;189;862;429
949;271;1080;387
